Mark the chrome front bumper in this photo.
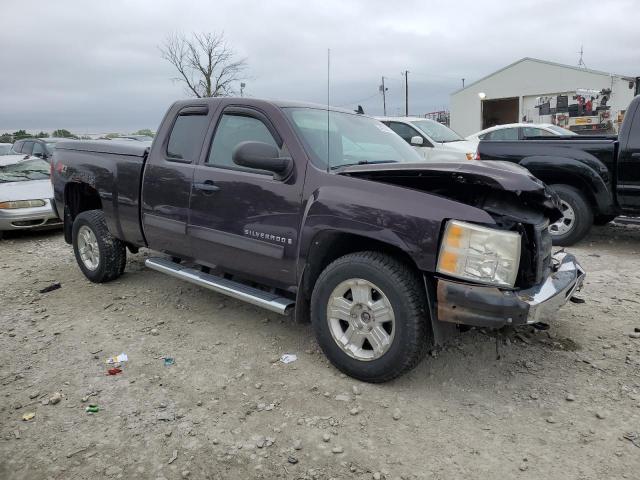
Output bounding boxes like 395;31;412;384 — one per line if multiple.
517;251;586;324
436;251;586;328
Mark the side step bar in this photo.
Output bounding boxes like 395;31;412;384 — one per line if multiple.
145;257;295;315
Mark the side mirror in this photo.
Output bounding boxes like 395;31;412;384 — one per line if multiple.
232;141;292;178
410;135;424;146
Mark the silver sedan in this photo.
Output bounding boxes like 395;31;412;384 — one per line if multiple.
0;156;62;237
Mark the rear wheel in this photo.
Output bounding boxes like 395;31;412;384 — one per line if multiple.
72;210;126;283
310;251;429;383
548;184;593;246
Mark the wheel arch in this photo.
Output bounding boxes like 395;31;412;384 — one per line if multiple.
520;156;613;215
294;230;424;324
63;182;102;243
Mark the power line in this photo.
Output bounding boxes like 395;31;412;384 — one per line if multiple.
335;91;380;107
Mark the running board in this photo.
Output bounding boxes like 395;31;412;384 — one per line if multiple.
145;257;295;315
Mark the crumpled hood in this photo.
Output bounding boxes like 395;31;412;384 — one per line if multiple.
337;160;562;222
0;179;53;203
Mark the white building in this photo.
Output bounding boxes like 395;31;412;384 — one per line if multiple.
450;57;638;137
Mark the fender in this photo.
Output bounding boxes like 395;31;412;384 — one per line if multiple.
296;180;496;279
519;155;614;214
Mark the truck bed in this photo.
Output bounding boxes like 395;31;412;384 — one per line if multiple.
52;140;148;246
478;137;618;170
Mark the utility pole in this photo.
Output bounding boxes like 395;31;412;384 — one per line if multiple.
379;76;387;116
403;70;409;116
578;45;587;69
462;78;465;88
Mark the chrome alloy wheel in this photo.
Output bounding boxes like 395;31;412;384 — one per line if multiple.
77;225;100;270
326;278;396;361
549;199;576;236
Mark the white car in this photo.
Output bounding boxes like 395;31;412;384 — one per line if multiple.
0;156;61;238
466;123;577;143
376;117;477;162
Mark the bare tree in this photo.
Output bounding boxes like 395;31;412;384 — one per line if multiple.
160;32;247;98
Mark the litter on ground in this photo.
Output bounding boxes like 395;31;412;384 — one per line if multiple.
280;354;297;364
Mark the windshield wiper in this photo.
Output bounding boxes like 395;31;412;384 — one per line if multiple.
330;160;398;170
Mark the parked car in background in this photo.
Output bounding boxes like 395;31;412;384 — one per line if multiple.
0;156;62;238
0;143;13;155
115;135;154;142
477;95;640;246
376;117;477;162
51;97;585;382
467;123;578;143
10;137;72;161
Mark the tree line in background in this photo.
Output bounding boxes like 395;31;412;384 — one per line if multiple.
0;129;155;143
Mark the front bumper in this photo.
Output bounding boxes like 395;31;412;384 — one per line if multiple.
0;199;62;231
436;252;586;328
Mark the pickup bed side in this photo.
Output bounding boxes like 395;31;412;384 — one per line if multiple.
53;141;148;248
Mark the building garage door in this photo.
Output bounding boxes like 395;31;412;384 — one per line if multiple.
482;97;519;129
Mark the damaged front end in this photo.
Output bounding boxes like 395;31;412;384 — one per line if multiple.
340;160;585;330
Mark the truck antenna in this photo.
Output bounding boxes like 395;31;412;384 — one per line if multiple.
327;48;331;173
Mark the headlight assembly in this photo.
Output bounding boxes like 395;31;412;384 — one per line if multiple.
437;220;521;288
0;199;46;209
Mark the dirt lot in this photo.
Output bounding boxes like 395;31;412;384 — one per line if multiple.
1;222;640;480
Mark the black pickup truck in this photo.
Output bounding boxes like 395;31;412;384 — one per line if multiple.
477;95;640;246
51;98;585;382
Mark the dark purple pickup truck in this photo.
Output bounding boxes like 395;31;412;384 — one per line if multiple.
51;98;585;382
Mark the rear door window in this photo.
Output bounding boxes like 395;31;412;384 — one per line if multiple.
166;113;209;162
485;128;518;141
522;127;555;138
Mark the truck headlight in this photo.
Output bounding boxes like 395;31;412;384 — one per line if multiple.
437;220;521;288
0;199;46;209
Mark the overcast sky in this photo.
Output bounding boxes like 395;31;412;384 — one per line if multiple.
0;0;637;133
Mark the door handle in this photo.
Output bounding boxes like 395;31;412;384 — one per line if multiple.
193;181;220;193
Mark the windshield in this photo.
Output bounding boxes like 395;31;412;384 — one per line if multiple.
547;125;578;136
284;108;422;169
0;158;50;183
410;120;463;143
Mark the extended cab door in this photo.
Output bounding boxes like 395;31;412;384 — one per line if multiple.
618;101;640;208
141;105;212;258
188;105;303;288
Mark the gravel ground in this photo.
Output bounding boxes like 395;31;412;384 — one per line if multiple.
1;222;640;480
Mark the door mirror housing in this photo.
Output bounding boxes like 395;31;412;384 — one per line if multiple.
410;135;424;146
232;141;292;178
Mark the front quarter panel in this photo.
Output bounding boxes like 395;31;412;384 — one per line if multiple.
299;170;496;273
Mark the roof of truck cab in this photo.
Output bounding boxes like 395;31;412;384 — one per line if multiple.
170;97;359;115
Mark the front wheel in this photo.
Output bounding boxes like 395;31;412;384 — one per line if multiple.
72;210;126;283
548;184;593;246
310;252;429;383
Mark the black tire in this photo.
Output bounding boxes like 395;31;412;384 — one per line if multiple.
72;210;126;283
310;252;429;383
593;214;616;226
549;184;593;246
